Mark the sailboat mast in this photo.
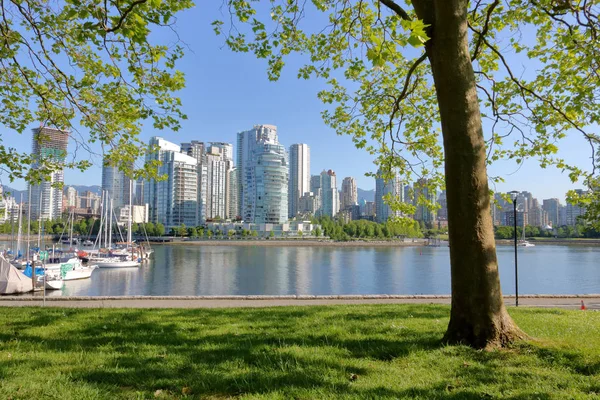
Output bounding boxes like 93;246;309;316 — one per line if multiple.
37;189;43;249
16;194;23;258
109;198;113;249
27;187;33;288
27;185;31;266
104;191;108;248
100;190;105;248
69;208;74;246
128;179;133;261
128;180;133;244
10;198;14;252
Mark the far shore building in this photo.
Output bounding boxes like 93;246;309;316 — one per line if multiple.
28;126;69;221
144;137;199;229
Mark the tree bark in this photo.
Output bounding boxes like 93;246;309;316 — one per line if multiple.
412;0;524;348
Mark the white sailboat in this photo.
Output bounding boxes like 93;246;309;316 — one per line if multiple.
89;190;140;268
519;221;535;247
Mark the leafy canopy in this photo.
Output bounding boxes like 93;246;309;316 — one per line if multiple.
0;0;193;184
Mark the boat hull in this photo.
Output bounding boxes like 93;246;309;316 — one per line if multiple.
95;260;140;268
44;279;63;290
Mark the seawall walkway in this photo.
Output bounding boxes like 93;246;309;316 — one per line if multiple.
0;295;598;309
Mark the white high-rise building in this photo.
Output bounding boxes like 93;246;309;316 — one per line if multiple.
181;141;207;224
375;169;404;223
340;177;358;210
0;187;18;223
238;125;288;223
205;146;228;220
65;186;78;208
28;127;69;220
288;144;310;218
228;168;238;220
208;142;234;219
101;163;133;212
144;137;199;228
320;170;339;218
134;178;145;206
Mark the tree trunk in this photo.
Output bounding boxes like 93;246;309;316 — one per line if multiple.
413;0;524;348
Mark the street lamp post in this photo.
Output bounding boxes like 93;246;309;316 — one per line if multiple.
509;191;519;307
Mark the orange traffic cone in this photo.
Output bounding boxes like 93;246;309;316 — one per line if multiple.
581;300;586;310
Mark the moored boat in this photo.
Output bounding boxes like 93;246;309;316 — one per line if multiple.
91;257;140;268
44;258;97;281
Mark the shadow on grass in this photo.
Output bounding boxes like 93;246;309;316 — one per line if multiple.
518;343;600;376
0;305;596;398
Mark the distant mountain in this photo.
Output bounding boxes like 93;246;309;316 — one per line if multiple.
70;185;101;195
0;186;26;200
0;184;101;199
357;188;375;203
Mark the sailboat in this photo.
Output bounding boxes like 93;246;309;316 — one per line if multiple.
0;254;33;294
44;255;97;281
88;190;140;268
519;221;535;247
46;209;98;280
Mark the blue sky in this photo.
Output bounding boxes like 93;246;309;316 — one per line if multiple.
0;3;593;202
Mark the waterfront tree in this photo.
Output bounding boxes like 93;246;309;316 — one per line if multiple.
155;223;165;237
216;0;600;348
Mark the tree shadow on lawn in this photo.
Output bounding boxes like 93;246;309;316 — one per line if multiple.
2;306;597;398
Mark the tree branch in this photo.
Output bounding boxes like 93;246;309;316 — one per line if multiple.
471;0;499;61
389;52;427;127
105;0;148;33
378;0;412;21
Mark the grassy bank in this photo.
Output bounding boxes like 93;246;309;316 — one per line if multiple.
0;305;598;399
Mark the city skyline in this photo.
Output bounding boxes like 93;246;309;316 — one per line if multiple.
2;125;591;231
1;126;587;230
3;123;589;203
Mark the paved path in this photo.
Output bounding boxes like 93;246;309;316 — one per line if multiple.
0;295;598;310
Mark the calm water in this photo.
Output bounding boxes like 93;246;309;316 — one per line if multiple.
31;243;599;296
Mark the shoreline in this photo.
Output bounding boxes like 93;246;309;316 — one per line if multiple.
159;239;428;247
2;235;598;247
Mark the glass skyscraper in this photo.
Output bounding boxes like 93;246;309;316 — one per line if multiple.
288;144;310;218
101;163;133;212
375;169;404;223
237;125;288;224
319;169;339;218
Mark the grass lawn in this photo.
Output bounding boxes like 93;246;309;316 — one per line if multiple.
0;305;598;399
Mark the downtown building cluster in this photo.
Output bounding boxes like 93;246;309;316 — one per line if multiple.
2;126;591;231
491;191;589;229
